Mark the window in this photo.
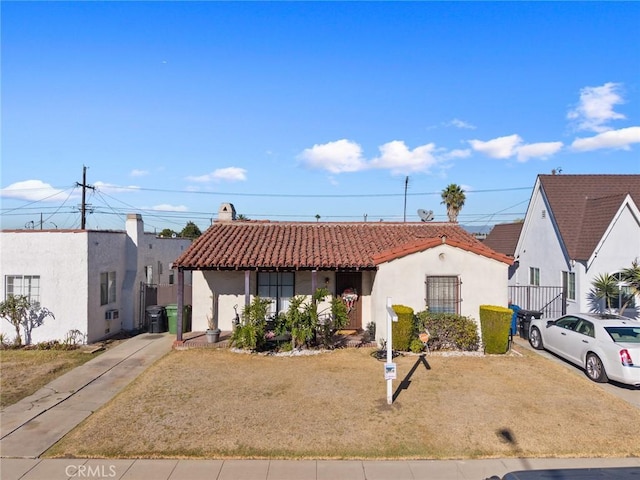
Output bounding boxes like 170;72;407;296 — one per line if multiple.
562;271;576;300
555;316;579;331
100;271;116;306
612;272;637;310
529;267;540;286
257;272;294;317
5;275;40;304
426;276;460;314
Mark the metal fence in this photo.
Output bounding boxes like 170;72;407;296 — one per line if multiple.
508;285;566;319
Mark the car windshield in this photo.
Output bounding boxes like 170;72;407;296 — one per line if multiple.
605;326;640;343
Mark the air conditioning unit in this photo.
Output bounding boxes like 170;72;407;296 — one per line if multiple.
105;309;119;320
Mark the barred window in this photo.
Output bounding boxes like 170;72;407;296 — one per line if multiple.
426;276;460;314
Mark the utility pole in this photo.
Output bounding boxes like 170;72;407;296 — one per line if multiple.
403;176;409;222
76;165;95;229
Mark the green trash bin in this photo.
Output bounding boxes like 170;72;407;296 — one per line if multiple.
166;304;178;334
167;304;191;334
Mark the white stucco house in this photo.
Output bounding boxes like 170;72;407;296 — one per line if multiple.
171;203;512;343
512;174;640;318
0;214;192;344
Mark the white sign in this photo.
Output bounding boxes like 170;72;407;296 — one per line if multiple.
384;362;397;380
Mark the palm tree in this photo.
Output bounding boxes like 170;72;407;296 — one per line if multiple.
620;260;640;296
440;184;466;223
591;273;619;312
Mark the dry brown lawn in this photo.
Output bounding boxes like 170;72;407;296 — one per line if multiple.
46;346;640;460
0;350;98;407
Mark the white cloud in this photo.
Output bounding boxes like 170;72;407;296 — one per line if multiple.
0;180;69;202
370;140;438;174
469;134;523;159
571;126;640;151
441;148;471;160
446;118;476;130
130;169;149;177
470;135;563;162
186;167;247;183
150;204;189;212
298;139;367;173
567;82;626;133
212;167;247;182
516;142;564;162
94;181;140;193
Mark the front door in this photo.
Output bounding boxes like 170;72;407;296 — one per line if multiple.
335;272;362;330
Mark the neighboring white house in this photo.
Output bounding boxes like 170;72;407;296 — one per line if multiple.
0;214;192;344
172;203;511;342
512;174;640;318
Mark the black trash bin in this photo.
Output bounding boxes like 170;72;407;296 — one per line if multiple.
517;309;542;340
146;305;167;333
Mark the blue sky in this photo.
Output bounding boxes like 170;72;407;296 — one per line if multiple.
2;1;639;233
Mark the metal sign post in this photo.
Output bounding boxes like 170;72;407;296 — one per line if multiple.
385;297;398;405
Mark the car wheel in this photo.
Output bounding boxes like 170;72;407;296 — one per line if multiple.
529;326;544;350
586;353;608;383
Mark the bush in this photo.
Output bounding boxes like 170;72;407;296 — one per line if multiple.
391;305;414;351
415;311;480;351
479;305;512;354
230;297;272;350
409;338;424;353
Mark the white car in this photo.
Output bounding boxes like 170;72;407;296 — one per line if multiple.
528;313;640;387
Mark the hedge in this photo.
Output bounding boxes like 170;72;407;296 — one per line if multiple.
479;305;512;354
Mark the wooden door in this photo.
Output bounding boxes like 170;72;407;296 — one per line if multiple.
335;272;362;330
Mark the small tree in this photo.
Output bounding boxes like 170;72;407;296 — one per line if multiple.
591;272;620;312
0;295;30;346
180;221;202;239
280;288;349;349
159;228;178;238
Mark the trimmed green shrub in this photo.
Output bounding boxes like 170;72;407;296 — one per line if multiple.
479;305;512;354
391;304;414;351
409;338;424;353
415;311;480;351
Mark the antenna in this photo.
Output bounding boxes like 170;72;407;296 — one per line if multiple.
417;209;434;222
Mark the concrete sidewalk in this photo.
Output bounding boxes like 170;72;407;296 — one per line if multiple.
2;457;639;480
0;333;174;459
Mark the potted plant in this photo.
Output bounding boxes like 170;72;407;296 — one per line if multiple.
206;314;221;343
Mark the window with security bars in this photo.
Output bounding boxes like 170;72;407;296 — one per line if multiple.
5;275;40;305
426;276;460;314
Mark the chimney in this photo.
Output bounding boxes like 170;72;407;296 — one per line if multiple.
218;203;236;222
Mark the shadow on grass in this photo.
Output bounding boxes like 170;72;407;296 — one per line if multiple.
496;428;532;472
393;353;431;402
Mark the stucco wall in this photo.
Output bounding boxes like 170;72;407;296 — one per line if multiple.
1;231;91;344
369;243;508;340
1;217;192;345
192;270;337;332
190;245;508;339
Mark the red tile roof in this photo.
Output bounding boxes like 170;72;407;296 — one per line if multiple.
173;222;512;270
538;174;640;260
483;222;524;257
